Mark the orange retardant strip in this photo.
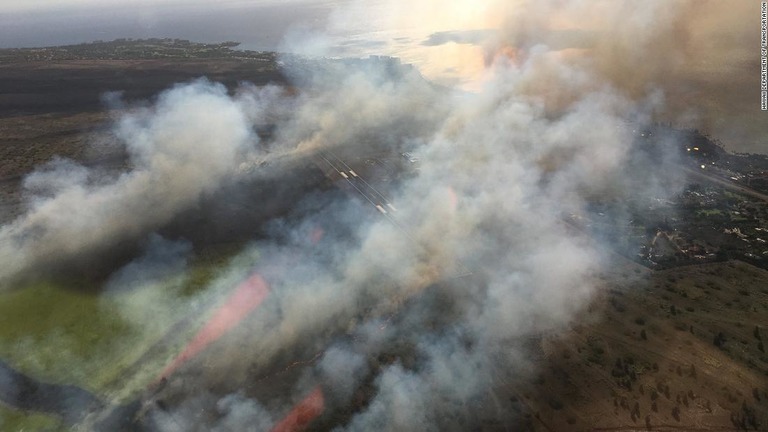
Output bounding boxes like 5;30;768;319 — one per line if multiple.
157;273;270;380
270;387;325;432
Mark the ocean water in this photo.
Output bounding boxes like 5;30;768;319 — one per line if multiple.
0;2;333;51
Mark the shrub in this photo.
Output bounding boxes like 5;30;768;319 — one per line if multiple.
713;332;726;348
548;398;564;410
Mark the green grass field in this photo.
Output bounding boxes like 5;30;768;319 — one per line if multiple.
0;245;252;428
0;404;63;432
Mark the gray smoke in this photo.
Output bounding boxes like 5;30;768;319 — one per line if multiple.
1;1;699;430
146;391;274;432
147;37;675;432
214;1;686;430
0;79;256;284
105;235;192;293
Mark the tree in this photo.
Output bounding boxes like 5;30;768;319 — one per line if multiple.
713;332;726;348
672;406;681;421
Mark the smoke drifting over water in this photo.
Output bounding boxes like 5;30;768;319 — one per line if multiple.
331;0;759;151
0;1;710;430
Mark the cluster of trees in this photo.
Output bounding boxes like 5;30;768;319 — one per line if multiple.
731;401;760;430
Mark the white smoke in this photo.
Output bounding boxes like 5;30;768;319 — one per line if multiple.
1;1;699;430
209;1;685;430
0;80;256;284
144;47;665;430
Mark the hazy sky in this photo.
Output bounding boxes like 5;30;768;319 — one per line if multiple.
3;0;317;12
1;0;764;152
0;1;338;50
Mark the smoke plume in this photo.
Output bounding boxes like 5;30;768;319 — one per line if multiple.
0;1;713;430
0;80;256;284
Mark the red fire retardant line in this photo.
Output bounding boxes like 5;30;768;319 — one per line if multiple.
157;273;270;380
270;387;325;432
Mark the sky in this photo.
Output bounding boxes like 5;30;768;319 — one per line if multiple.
2;0;309;12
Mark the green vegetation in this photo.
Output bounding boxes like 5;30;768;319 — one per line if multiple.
696;209;724;217
585;336;606;365
0;38;279;63
0;281;134;389
0;246;242;400
723;190;746;201
0;404;63;432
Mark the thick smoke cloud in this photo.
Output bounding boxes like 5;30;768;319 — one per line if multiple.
211;2;688;430
147;22;676;432
306;66;634;431
0;1;704;430
478;0;756;149
105;234;192;293
0;80;256;284
331;0;758;150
